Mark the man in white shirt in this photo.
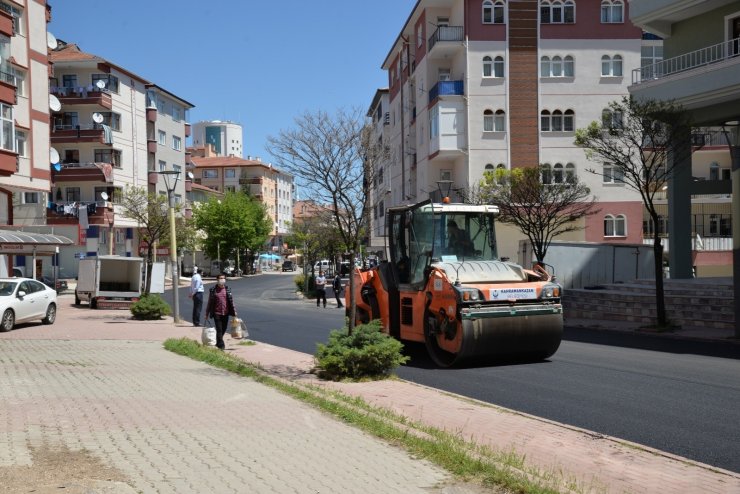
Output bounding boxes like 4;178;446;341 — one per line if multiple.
315;271;327;308
189;268;204;326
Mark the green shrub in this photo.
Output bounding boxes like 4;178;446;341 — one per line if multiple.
315;320;409;381
294;274;305;293
130;294;171;320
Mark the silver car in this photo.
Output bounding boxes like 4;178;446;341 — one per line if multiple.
0;278;57;332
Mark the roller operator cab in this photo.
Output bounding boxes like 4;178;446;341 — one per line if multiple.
349;200;563;367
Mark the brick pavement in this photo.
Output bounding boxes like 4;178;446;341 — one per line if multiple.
2;294;739;493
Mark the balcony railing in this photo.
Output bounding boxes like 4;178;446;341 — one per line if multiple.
632;37;740;85
428;80;464;103
428;26;463;52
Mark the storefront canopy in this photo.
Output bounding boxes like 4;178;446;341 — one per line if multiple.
0;229;74;255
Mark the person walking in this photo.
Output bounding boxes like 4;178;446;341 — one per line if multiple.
315;270;327;308
332;273;344;308
188;268;204;326
205;274;237;350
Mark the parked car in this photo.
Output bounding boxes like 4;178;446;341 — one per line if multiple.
282;260;296;272
39;275;68;294
0;278;57;332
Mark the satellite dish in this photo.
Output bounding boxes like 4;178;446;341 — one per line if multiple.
53;163;62;172
92;112;104;123
49;147;60;164
47;32;58;50
187;171;194;180
100;191;109;201
95;79;106;89
49;94;61;112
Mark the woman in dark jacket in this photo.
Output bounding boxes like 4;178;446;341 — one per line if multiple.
205;274;237;350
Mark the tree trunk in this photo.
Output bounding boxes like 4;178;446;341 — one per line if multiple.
652;235;667;327
348;248;356;335
144;245;154;295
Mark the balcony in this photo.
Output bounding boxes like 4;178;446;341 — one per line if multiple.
185;180;192;192
428;80;464;104
185;122;191;137
0;9;13;37
147;139;157;153
148;172;159;185
47;200;114;226
0;147;17;176
146;107;157;123
427;26;463;58
239;177;263;185
51;124;111;145
50;86;112;110
630;38;740;125
0;75;16;105
52;162;115;184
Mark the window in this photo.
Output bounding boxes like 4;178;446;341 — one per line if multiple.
482;56;505;77
203;169;218;179
62;74;77;88
541;109;574;132
158;130;166;145
553;163;564;183
601;54;623;76
15;129;26;157
159;160;166;172
483;0;505;24
0;102;13;151
604;214;626;237
641;45;663;68
225;169;236;178
173;164;182;175
541;55;574;77
172;136;182;151
91;74;119;93
172;106;181;122
429;105;439;138
565;163;576;183
98;112;121;131
23;192;38;204
540;0;575;24
484;110;506;132
94;148;122;168
0;2;22;34
485;164;495;170
541;164;552;184
603;163;624;184
66;187;80;202
379;200;385;217
709;162;719;181
54;112;78;131
600;0;623;23
602;108;623;129
7;67;25;96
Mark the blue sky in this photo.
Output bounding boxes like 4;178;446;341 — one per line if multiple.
50;1;416;162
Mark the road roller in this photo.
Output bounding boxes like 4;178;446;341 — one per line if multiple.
348;199;563;367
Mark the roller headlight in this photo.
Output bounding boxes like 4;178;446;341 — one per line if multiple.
456;287;483;302
541;283;561;299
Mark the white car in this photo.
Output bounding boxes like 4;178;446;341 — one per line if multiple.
0;278;57;332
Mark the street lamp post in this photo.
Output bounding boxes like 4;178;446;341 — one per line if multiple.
157;170;181;324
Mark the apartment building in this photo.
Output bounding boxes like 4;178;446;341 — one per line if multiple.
191;120;243;158
0;1;52;227
367;88;391;255
48;41;193;268
374;0;653;258
190;153;294;251
628;0;739;326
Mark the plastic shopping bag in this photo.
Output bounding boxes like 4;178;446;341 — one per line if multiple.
230;317;243;339
201;321;217;346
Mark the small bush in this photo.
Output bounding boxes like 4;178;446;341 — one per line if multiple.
130;294;171;320
294;274;305;293
315;320;409;381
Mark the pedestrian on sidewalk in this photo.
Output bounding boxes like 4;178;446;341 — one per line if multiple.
205;274;237;350
332;273;344;308
315;270;327;308
189;268;204;326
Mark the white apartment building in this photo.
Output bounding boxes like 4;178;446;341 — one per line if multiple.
374;0;654;258
0;1;52;227
47;41;193;274
191;120;243;158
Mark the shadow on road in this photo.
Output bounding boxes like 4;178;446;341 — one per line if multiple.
564;326;740;360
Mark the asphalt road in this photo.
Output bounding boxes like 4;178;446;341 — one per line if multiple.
169;272;740;474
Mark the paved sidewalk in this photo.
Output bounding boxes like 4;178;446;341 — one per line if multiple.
2;295;739;493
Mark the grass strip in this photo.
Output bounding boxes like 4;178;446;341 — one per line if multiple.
164;337;576;494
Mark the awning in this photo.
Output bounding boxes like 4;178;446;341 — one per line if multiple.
0;229;74;255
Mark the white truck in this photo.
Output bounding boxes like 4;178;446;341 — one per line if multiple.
75;256;144;309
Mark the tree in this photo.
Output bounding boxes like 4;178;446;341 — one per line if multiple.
117;186;171;294
574;96;696;327
193;192;272;273
479;167;598;265
268;108;386;333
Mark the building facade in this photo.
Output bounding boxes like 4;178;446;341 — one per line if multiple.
190;153;294;251
48;41;192;271
373;0;654;258
191;120;243;158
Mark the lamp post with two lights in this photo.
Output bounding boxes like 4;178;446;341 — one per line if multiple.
156;170;181;324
